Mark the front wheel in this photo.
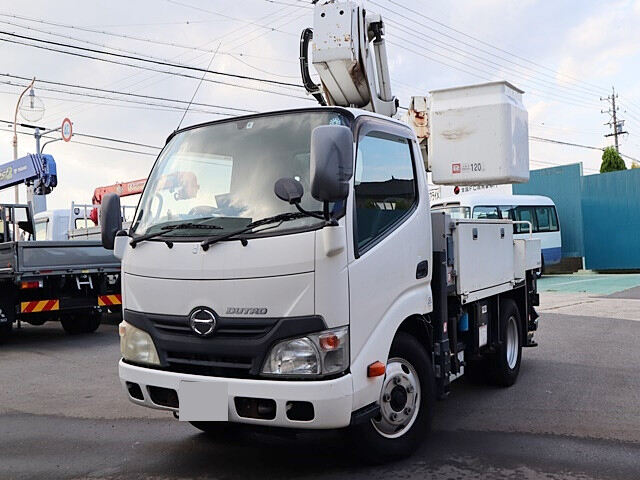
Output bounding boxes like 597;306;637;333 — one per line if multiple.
350;332;435;463
189;421;246;440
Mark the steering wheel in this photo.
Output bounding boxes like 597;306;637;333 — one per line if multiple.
188;205;223;217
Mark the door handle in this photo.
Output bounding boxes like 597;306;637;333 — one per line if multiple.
416;260;429;279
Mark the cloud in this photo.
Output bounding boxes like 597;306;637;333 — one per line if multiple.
556;0;640;83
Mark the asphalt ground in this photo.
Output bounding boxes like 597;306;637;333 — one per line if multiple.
1;297;640;479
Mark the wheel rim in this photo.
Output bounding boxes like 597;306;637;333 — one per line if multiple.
371;357;421;439
506;315;519;369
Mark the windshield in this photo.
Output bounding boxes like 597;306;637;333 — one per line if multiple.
131;111;349;238
431;205;470;219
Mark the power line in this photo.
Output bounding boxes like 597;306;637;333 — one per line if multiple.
383;18;600;108
384;0;608;96
385;38;598;111
0;87;242;117
0;77;256;116
529;135;602;151
177;43;221;129
0;126;158;156
1;73;258;113
0;36;312;102
36;5;297;124
0;13;296;63
163;0;304;34
0;119;161;150
0;30;303;89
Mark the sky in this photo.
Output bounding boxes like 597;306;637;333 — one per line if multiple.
0;0;639;211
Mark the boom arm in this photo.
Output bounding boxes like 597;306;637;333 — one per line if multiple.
0;154;57;196
301;1;397;117
91;178;147;205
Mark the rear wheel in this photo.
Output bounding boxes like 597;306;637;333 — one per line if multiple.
488;299;522;387
350;332;435;463
60;312;101;334
0;321;12;342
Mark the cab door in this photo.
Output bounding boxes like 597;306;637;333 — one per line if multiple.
346;118;432;409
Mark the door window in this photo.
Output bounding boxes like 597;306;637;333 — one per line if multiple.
473;206;500;219
35;221;48;240
515;206;537;233
354;131;416;252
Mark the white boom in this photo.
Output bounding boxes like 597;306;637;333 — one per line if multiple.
300;1;397;117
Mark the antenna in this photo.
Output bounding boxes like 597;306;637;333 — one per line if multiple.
176;43;221;130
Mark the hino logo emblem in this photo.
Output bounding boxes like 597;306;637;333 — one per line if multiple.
189;308;217;337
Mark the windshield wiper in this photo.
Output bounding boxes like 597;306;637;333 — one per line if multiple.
200;211;323;251
130;222;223;248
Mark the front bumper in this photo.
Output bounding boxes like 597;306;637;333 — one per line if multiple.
119;360;354;429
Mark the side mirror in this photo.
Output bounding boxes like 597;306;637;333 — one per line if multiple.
274;177;304;204
310;125;354;203
101;193;122;250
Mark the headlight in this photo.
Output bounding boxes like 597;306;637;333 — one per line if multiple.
119;321;160;366
262;326;349;377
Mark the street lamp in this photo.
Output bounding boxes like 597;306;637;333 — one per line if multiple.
12;77;45;203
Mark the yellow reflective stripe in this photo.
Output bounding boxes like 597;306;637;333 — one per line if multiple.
31;301;48;312
20;300;60;312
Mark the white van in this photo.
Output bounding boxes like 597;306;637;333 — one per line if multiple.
432;194;561;268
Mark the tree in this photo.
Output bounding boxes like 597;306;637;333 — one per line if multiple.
631;161;640;169
600;146;626;173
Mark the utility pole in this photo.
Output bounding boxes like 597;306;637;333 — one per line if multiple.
601;87;628;152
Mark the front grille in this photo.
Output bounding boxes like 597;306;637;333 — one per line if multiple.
166;351;253;377
151;316;277;339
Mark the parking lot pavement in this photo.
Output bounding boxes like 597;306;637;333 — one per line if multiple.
538;272;640;295
1;305;640;479
538;273;640;320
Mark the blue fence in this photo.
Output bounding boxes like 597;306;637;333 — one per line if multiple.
513;164;584;258
514;163;640;271
581;169;640;270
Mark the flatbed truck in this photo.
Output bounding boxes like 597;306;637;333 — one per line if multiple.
0;203;121;337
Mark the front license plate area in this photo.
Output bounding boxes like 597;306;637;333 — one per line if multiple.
178;381;228;421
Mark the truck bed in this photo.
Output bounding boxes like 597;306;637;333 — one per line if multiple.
0;240;120;279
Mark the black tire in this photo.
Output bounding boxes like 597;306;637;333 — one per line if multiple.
60;312;101;334
0;321;12;342
536;256;544;279
189;421;246;439
350;332;435;463
488;299;522;387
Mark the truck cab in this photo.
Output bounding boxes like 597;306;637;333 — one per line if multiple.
114;106;431;424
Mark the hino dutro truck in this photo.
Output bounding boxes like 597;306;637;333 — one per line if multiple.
103;1;541;461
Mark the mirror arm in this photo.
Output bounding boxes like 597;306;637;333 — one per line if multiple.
294;202;325;220
323;202;330;221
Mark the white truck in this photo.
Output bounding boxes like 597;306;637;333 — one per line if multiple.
101;1;541;461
